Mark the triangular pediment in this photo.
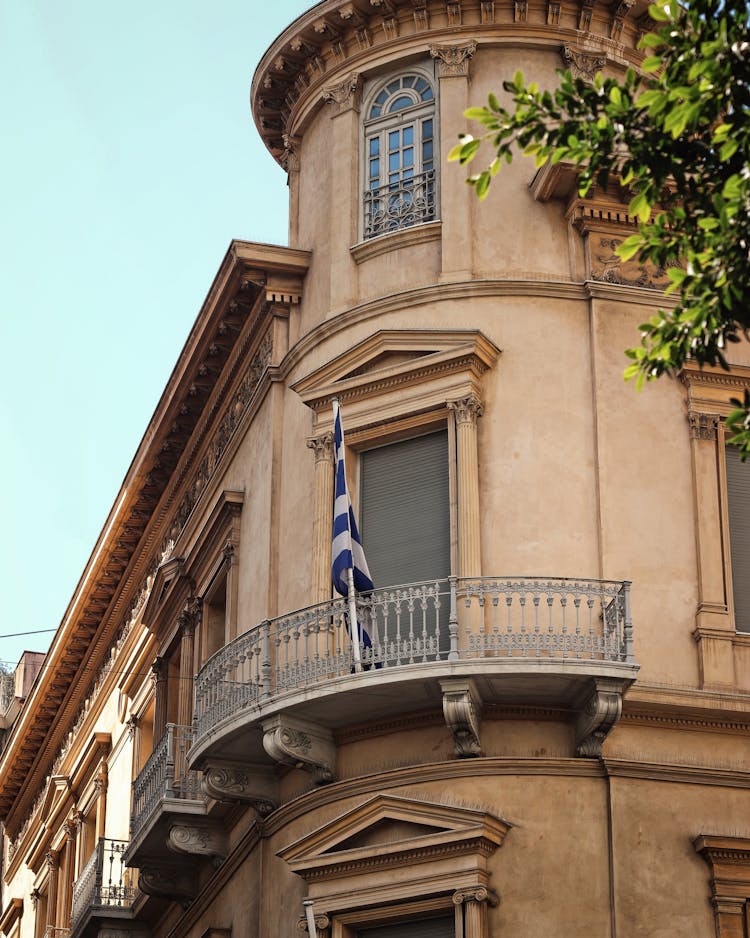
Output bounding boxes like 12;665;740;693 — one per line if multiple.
291;330;500;424
278;794;510;881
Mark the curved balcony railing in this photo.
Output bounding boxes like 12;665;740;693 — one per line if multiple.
70;838;136;932
193;576;634;739
130;723;203;841
363;169;436;239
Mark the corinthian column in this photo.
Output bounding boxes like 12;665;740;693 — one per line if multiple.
177;604;197;727
307;433;335;603
448;396;483;578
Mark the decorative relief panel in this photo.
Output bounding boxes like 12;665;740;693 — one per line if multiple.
590;237;677;290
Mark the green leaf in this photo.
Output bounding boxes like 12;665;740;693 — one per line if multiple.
488;92;500;111
642;56;663;72
647;2;670;20
723;175;742;200
609;86;622;105
719;139;739;161
629;192;652;222
635;89;664;110
697;217;720;230
464;107;489;120
616;235;644;261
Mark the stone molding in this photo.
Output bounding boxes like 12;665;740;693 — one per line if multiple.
201;762;278;815
575;677;626;757
262;715;336;783
440;678;483;757
694;835;750;936
429;40;477;78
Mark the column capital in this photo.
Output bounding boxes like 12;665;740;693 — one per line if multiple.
151;656;167;682
689;411;721;441
282;134;302;173
448;395;484;426
307;432;335;464
322;73;362;114
430;40;478;78
453;885;499;906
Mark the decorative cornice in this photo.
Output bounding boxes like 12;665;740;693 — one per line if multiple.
251;0;653;165
429;40;477;78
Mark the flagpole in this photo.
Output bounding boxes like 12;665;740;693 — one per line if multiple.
347;566;363;672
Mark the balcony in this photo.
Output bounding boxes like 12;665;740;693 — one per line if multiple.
125;723;206;867
69;838;141;938
43;929;70;938
190;576;638;783
363;169;436;239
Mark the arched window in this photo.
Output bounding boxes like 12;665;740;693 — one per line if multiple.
362;72;437;240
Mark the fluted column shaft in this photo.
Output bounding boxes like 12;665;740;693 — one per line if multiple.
307;433;335;603
177;607;197;727
449;396;483;578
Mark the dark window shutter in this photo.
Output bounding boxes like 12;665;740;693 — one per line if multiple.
359;430;450;589
358;916;454;938
726;445;750;633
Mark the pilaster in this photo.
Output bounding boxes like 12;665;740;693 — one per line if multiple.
688;410;735;689
283;133;303;246
307;433;335;604
322;73;361;309
448;396;483;577
453;885;499;938
430;41;477;281
177;605;197;727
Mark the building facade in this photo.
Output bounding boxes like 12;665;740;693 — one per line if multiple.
2;1;750;937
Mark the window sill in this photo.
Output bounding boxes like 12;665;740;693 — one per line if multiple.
350;221;441;265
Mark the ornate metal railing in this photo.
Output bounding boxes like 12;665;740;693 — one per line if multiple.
70;838;136;931
363;169;436;239
130;723;203;840
194;576;634;738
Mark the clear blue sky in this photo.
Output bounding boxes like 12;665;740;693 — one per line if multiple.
0;0;313;668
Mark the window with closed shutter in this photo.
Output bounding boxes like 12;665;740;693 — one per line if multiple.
359;430;450;589
358;915;454;938
726;445;750;633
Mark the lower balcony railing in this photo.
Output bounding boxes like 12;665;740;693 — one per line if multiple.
70;838;136;932
363;169;436;239
130;723;203;842
193;576;634;739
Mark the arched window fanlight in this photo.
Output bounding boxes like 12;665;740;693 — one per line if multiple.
362;72;437;240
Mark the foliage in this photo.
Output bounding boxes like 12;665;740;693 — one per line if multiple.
449;0;750;454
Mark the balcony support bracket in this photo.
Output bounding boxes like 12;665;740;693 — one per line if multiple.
202;760;279;815
440;678;482;757
169;821;229;865
575;677;626;757
138;860;197;904
262;714;336;783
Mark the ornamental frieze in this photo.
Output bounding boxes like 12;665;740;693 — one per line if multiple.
590;237;677;290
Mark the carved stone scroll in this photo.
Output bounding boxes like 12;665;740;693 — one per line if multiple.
441;678;482;757
297;911;331;937
575;678;626;757
138;862;196;902
429;41;477;79
202;762;278;815
168;822;228;862
262;715;336;783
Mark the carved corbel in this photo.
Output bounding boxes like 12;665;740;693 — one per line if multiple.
262;715;336;783
429;41;478;79
201;761;278;816
440;679;482;757
575;678;626;757
138;861;196;903
168;822;228;863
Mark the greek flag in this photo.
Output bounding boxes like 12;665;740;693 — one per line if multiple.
331;399;374;597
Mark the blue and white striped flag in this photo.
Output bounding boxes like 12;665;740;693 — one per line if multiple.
331;400;373;598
